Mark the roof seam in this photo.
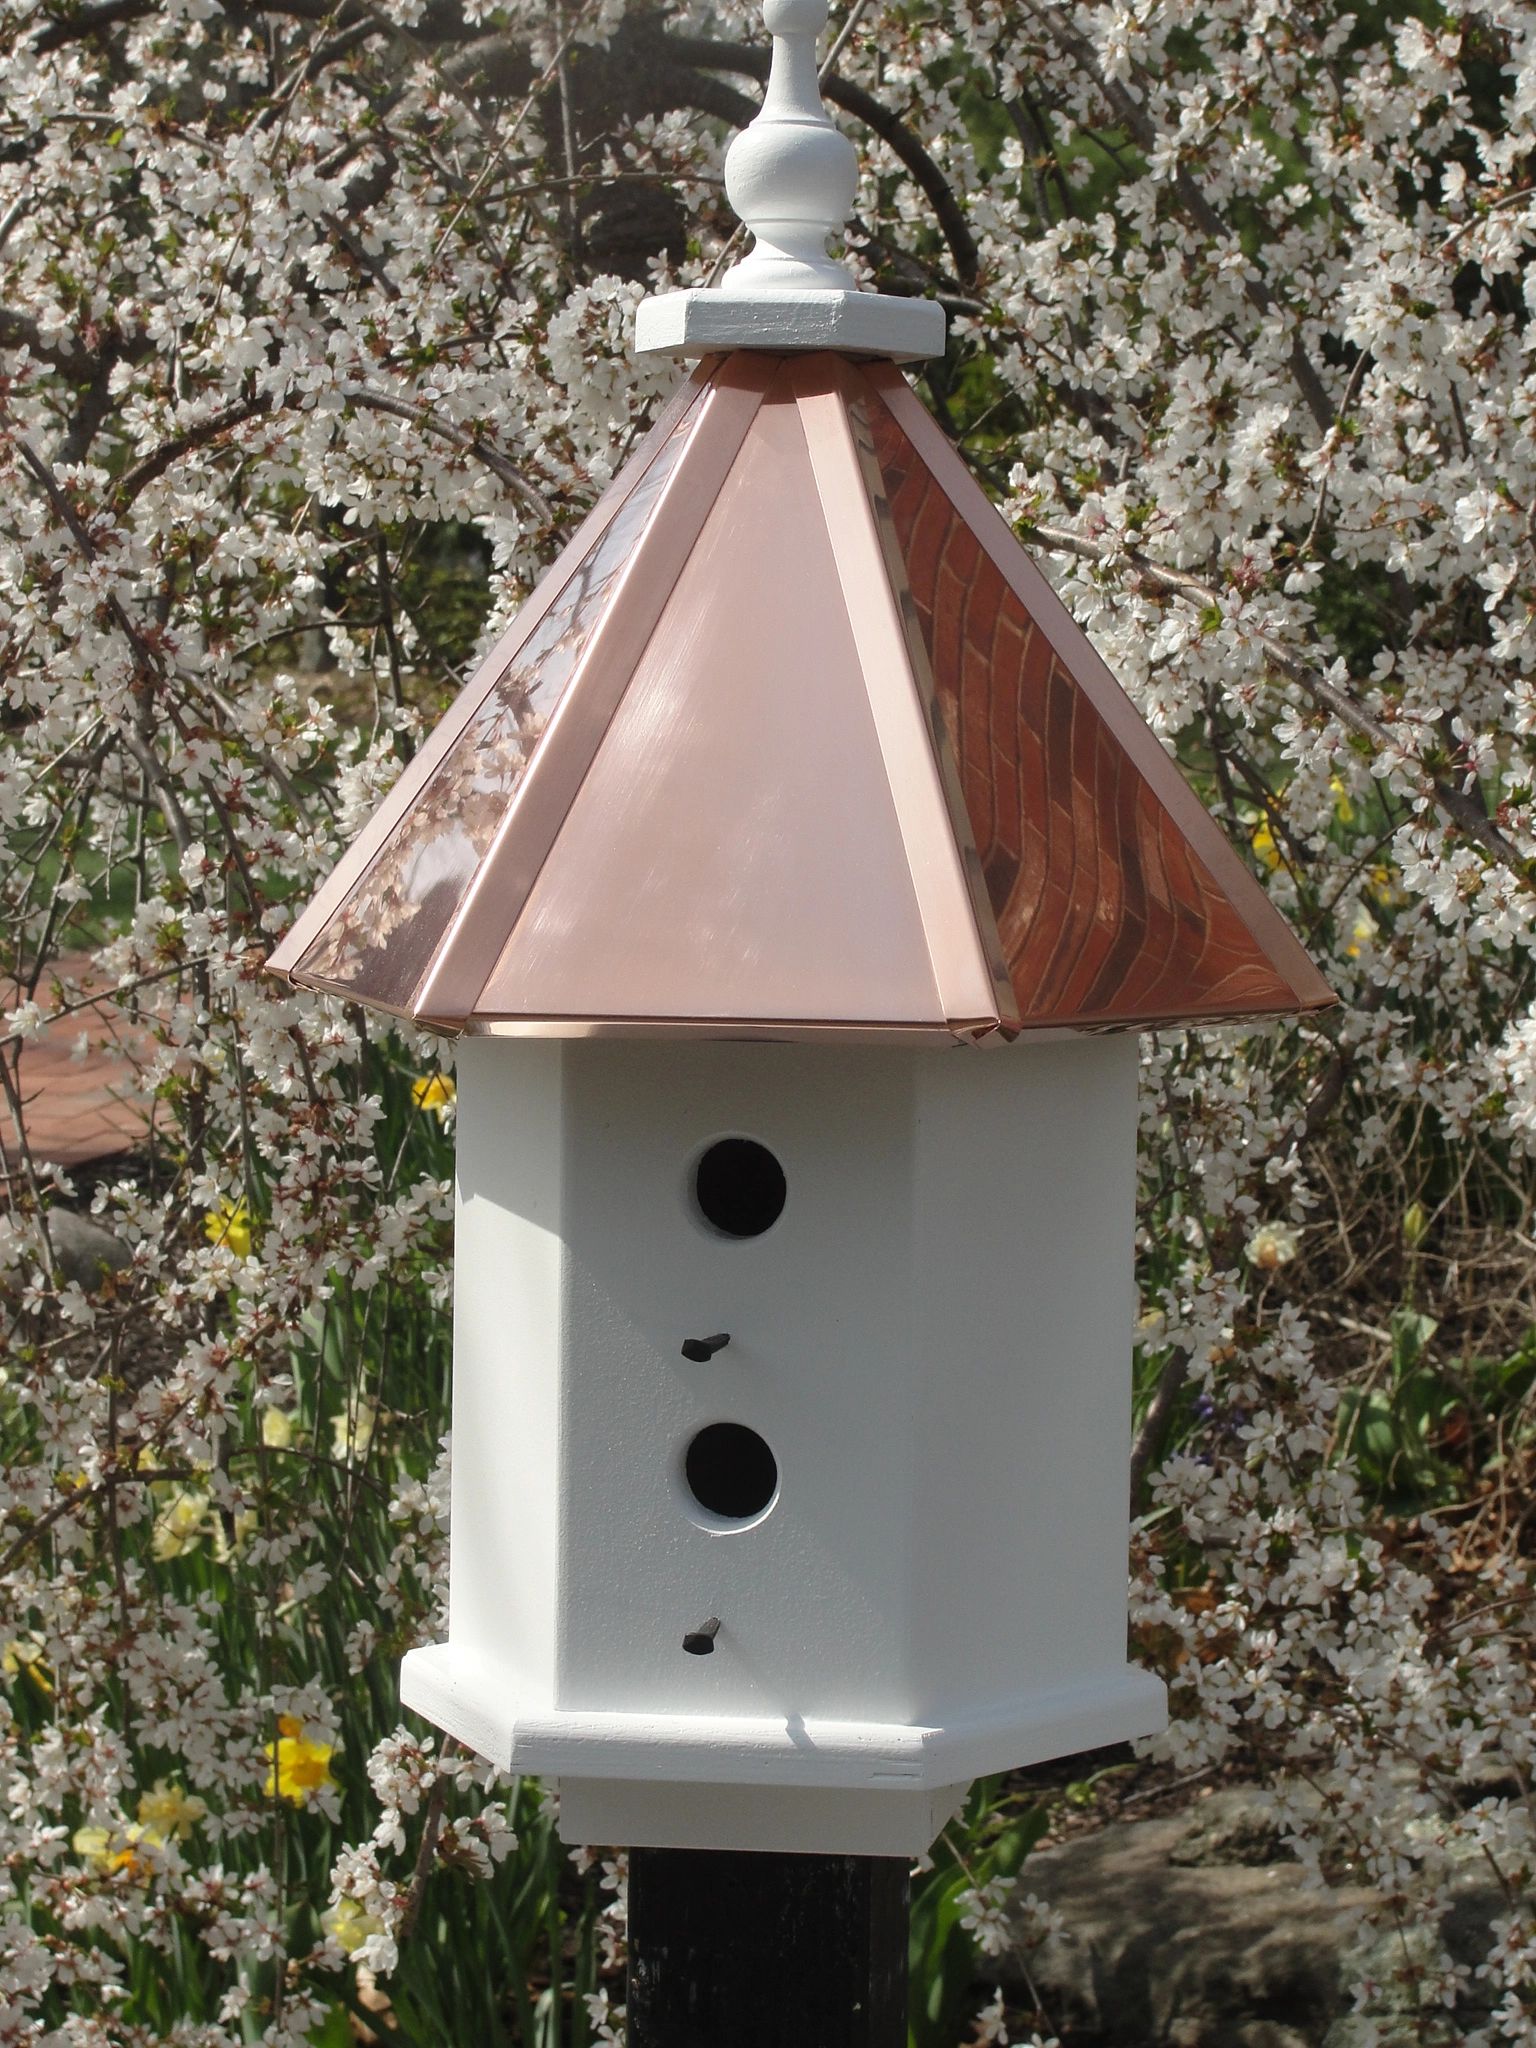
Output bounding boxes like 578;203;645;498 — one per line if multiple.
412;359;778;1026
791;359;1001;1037
273;358;722;990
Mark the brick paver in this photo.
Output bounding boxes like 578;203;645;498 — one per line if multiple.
1;955;158;1173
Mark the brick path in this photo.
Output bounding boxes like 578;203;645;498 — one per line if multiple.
1;955;158;1174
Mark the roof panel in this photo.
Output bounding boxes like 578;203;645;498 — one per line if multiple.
285;362;733;1014
475;378;948;1030
861;366;1335;1029
267;361;718;993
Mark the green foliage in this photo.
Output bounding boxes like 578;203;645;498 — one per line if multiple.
1335;1311;1536;1515
382;1784;603;2047
1335;1310;1459;1511
908;1779;1048;2048
0;1042;618;2044
394;521;495;683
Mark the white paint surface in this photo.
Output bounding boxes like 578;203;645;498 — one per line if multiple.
404;1037;1167;1854
555;1778;971;1858
634;288;946;362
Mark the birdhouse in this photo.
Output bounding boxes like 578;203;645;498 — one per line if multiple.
268;0;1332;1860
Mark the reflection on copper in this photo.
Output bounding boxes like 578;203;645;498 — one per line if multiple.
270;347;1332;1040
415;355;781;1027
266;360;718;988
290;390;709;1009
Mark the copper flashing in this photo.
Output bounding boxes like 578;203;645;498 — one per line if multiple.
792;358;1017;1035
271;351;1333;1040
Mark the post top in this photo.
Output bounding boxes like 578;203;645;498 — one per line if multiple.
634;1;946;363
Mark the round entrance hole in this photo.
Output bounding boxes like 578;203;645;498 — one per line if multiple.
693;1137;786;1239
684;1422;778;1523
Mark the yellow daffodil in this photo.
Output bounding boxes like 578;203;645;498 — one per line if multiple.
411;1072;456;1118
264;1715;336;1803
1250;818;1281;870
1370;862;1404;908
1346;906;1377;958
331;1395;379;1463
136;1779;207;1842
151;1488;211;1561
203;1200;253;1258
72;1821;164;1882
1330;774;1354;824
1;1636;53;1696
72;1824;113;1866
260;1406;296;1449
211;1507;259;1562
323;1896;386;1956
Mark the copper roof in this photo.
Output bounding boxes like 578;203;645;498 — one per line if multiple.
267;351;1334;1042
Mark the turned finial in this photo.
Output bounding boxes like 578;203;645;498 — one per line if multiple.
719;0;858;296
634;0;946;363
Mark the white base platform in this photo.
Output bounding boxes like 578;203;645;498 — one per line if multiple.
556;1776;971;1857
400;1642;1166;1852
634;288;946;363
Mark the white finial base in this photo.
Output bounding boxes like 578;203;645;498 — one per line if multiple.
634;287;945;362
634;0;946;363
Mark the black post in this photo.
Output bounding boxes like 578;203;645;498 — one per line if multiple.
627;1848;909;2047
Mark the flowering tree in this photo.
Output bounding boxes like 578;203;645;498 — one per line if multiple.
1;0;1534;2042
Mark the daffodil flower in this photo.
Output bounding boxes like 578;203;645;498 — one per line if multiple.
151;1488;211;1561
264;1715;336;1803
323;1896;386;1955
203;1200;254;1258
1;1637;53;1696
136;1779;207;1842
411;1072;456;1119
72;1821;165;1882
261;1406;297;1449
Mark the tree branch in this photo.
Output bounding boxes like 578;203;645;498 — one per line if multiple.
0;306;93;380
113;395;277;508
341;385;552;519
1027;520;1531;882
31;0;154;48
1020;0;1334;434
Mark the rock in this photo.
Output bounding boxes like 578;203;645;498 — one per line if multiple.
1168;1786;1294;1868
997;1791;1374;2047
1318;1866;1502;2048
1456;1754;1526;1807
47;1207;132;1292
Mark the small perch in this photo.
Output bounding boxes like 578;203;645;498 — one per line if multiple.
680;1333;731;1362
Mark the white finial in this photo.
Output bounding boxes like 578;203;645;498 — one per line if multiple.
633;0;946;363
719;0;857;296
